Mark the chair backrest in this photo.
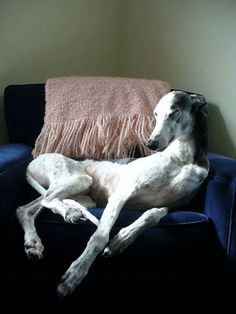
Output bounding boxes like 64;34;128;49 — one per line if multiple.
4;84;45;147
3;84;197;149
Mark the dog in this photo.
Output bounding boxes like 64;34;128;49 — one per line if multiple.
16;90;209;297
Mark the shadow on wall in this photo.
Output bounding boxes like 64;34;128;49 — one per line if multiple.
208;103;235;158
0;95;9;144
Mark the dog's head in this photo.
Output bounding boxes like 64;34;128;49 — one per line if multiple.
147;91;208;151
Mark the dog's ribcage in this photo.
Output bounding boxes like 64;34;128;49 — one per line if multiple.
87;142;205;210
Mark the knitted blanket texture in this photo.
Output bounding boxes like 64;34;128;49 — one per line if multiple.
33;76;170;159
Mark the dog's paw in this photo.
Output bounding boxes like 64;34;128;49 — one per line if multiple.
63;199;99;226
25;237;44;260
65;208;86;224
57;279;74;298
103;243;123;258
57;264;85;298
57;270;74;298
102;246;114;258
103;232;127;258
158;207;168;219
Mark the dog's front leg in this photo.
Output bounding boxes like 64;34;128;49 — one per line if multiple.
16;196;45;259
57;189;133;297
104;207;168;257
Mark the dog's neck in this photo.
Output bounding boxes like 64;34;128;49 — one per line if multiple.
158;132;208;169
162;111;208;168
164;134;195;163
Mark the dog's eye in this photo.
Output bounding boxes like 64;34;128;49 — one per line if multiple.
154;112;158;117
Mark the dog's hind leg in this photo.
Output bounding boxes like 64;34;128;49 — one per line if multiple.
42;197;98;225
16;196;45;259
41;175;98;224
103;207;168;257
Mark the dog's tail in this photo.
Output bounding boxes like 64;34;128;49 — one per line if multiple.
26;171;47;196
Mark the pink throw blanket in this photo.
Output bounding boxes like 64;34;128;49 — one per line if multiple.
32;76;170;159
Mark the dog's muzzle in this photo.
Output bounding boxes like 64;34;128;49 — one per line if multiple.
146;139;159;151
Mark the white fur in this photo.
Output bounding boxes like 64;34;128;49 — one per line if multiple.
16;91;209;297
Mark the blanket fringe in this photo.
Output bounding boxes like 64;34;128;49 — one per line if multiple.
32;115;155;159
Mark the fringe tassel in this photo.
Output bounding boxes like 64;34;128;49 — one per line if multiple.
32;114;155;159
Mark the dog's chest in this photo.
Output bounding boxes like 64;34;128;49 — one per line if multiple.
122;155;186;209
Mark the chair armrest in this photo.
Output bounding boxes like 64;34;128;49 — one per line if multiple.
0;144;32;228
202;153;236;263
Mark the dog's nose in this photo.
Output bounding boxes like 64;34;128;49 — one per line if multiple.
146;140;158;150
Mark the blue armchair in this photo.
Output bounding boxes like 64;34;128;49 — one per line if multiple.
1;84;235;314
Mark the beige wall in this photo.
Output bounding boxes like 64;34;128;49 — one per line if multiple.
121;0;236;158
1;0;236;158
0;0;122;143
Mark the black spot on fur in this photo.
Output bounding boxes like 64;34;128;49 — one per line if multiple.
191;101;209;167
170;91;191;110
172;91;209;168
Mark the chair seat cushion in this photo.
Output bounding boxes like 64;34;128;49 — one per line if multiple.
9;208;222;275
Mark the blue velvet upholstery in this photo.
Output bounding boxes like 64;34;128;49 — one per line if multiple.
1;83;236;313
0;143;32;228
205;153;236;263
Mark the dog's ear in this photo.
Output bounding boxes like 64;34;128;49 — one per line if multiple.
190;94;208;117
